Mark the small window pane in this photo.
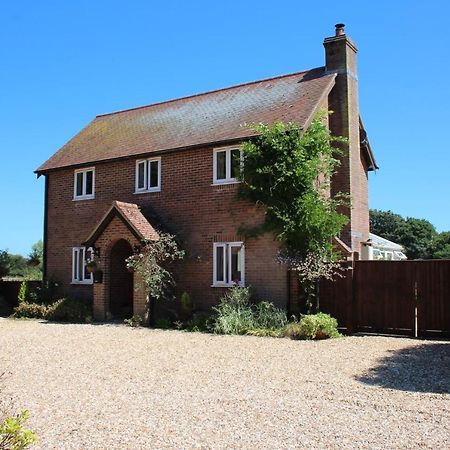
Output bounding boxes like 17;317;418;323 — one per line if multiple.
78;248;84;281
230;246;242;283
73;250;78;281
216;246;224;282
149;160;159;188
230;149;241;179
137;162;145;189
76;172;83;196
85;170;93;195
216;151;226;180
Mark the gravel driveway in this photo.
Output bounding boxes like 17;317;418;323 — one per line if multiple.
0;318;449;449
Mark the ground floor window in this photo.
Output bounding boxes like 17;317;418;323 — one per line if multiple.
72;247;93;284
213;242;245;287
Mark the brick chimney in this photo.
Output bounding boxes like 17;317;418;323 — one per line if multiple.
324;24;368;254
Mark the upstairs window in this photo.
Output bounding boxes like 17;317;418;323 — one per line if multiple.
135;157;161;193
213;242;245;287
74;167;95;200
213;147;242;184
72;247;93;284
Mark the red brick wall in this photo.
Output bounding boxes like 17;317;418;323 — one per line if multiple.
45;145;288;312
325;35;370;254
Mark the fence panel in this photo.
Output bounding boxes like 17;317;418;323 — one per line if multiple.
416;260;450;336
319;267;353;331
354;261;416;334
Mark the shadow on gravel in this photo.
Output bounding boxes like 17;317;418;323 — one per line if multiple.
356;343;450;394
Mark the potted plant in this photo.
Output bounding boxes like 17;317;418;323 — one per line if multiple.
85;253;99;273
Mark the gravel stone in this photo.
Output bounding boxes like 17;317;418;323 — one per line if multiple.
0;318;449;449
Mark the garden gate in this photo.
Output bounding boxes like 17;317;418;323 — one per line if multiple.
319;260;450;337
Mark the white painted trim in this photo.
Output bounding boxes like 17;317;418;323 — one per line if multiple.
212;146;243;185
212;241;245;287
71;246;93;285
73;167;95;200
134;157;161;193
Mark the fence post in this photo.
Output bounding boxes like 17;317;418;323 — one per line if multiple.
414;279;418;338
348;257;356;334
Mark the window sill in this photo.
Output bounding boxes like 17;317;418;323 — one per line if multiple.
134;188;161;194
71;281;93;285
211;283;245;288
211;180;240;186
73;196;95;201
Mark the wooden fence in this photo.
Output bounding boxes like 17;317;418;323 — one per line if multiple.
319;260;450;337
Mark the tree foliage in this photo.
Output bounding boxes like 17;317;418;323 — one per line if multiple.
239;115;348;257
428;232;450;259
0;241;43;280
238;114;349;312
369;209;446;259
126;233;185;300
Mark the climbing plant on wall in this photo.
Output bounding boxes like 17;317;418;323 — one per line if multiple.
238;111;349;312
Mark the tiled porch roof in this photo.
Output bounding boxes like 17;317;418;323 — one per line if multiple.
84;201;159;246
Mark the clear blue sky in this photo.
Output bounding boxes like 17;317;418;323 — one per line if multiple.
1;0;449;255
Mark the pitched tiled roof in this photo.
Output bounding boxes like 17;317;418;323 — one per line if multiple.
84;201;159;246
36;67;336;173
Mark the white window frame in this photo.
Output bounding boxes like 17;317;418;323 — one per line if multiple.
212;242;245;287
71;247;93;285
134;157;161;193
212;146;243;185
73;167;95;200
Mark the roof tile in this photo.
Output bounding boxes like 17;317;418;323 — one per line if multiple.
37;67;335;172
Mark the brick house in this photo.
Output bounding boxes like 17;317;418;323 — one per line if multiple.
35;24;377;322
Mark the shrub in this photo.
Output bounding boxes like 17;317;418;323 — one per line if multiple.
253;301;287;330
27;279;59;305
284;313;341;340
17;282;29;304
211;287;255;335
283;322;303;340
124;315;143;327
184;313;210;332
45;298;92;322
0;410;37;450
154;318;171;329
13;302;47;319
245;328;284;338
211;286;288;336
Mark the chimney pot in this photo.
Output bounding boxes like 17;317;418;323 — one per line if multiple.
335;23;345;36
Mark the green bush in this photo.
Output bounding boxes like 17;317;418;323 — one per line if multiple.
184;313;210;332
154;318;172;329
124;314;143;327
17;281;29;304
45;298;92;322
13;302;47;319
211;287;255;335
0;410;37;450
245;328;284;338
211;286;288;336
13;297;92;323
27;279;59;305
253;301;288;330
284;313;341;340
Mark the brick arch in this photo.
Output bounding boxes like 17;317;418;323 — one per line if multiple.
90;216;149;322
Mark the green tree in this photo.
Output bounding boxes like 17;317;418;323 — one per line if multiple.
27;240;43;269
238;114;348;312
0;251;8;278
369;209;438;259
397;218;436;259
428;231;450;259
369;209;404;242
0;241;43;280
